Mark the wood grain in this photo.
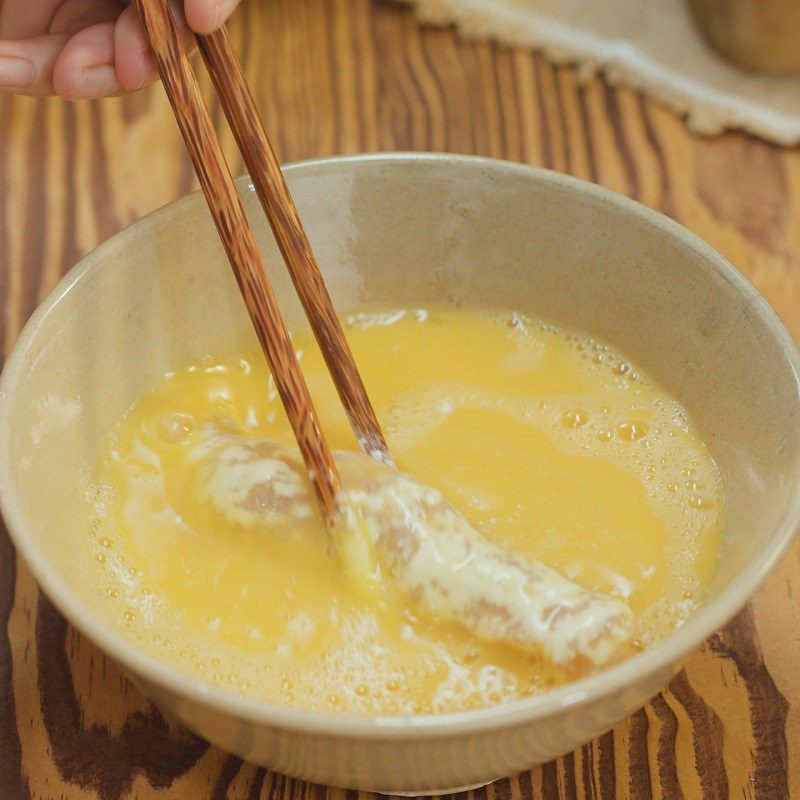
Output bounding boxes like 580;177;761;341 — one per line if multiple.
2;0;800;797
197;25;391;465
131;0;341;518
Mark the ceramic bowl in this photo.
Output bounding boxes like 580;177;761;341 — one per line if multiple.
2;154;799;793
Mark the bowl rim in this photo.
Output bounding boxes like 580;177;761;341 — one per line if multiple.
2;151;799;739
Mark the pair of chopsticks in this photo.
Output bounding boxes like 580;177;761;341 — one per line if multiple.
131;0;392;519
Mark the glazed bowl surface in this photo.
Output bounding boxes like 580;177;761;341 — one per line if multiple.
2;153;799;793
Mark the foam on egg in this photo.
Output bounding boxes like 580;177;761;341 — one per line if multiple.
84;306;723;713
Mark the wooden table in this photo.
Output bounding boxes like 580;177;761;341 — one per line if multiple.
1;1;799;798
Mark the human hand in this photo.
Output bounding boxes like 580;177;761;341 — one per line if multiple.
0;0;240;99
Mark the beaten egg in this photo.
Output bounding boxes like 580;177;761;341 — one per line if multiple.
87;307;722;714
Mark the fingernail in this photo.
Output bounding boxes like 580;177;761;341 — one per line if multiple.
0;56;34;89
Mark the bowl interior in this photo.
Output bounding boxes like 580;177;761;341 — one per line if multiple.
3;154;800;711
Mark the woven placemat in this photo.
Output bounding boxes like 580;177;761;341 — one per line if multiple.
401;0;800;145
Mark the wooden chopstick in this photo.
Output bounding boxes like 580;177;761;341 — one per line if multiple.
195;27;393;467
131;0;341;519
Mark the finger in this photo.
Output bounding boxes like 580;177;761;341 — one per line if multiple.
184;0;241;35
113;5;156;91
115;4;198;92
52;22;120;100
0;32;70;96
